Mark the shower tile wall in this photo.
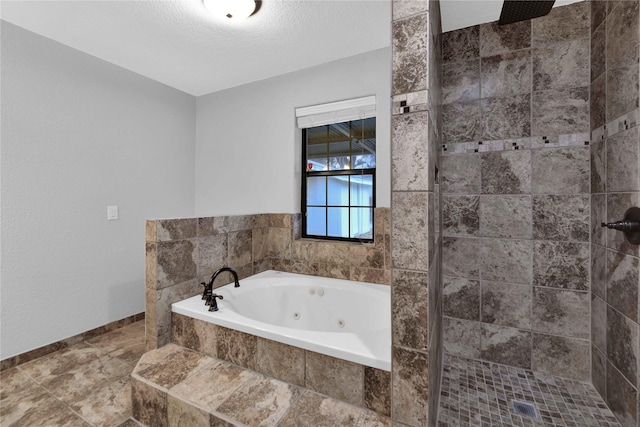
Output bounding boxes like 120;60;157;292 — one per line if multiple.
390;0;442;425
590;1;640;426
441;1;592;382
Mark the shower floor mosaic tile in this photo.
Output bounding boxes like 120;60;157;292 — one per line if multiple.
438;353;622;427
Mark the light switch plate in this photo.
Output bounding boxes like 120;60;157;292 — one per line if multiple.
107;205;118;220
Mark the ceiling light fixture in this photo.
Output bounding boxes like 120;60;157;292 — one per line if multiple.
203;0;257;21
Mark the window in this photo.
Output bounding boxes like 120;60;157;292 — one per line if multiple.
302;117;376;242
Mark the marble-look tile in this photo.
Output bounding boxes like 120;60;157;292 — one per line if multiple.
391;111;430;191
606;361;638;427
607;0;639;70
442;59;480;104
182;316;217;358
154;239;197;289
480;93;531;141
607;49;640;122
531;1;589;47
227;214;261;232
154;279;201;338
278;390;362;427
364;367;391;416
592;294;607;353
392;0;428;21
197;234;228;277
228;229;252;267
591;0;606;33
350;267;389;285
216;327;257;370
532;287;590;339
479;20;530;58
393;14;427;95
19;342;103;382
0;391;91;426
87;322;146;365
440;153;481;194
216;376;302;426
532;39;589;91
442;100;481;144
167;394;211;426
532;334;590;381
146;220;157;242
133;343;183;374
607;305;638;387
393;269;429;350
198;216;228;236
305;351;364;406
591;24;606;83
131;378;168;427
592;345;607;398
115;418;143;427
442;25;479;63
256;338;305;387
481;238;532;285
592;244;607;299
532;146;590;194
481;324;531;369
442;237;481;279
356;410;392;427
533;241;589;290
268;227;292;259
607;192;640;257
606;126;639;192
481;281;531;329
157;218;197;242
69;376;132;427
442;195;479;236
481;150;531;194
392;346;429;426
480;51;531;98
391;191;429;271
591;136;606;193
532;195;590;242
443;276;480;321
591;78;607;133
607;249;639;321
479;195;532;239
443;317;481;358
135;346;207;390
531;87;590;137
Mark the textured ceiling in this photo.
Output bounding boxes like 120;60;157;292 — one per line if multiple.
1;0;583;96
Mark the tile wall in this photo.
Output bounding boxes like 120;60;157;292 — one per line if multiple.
440;1;592;381
391;0;443;425
590;1;640;426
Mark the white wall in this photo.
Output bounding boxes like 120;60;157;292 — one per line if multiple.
195;47;391;216
0;22;196;359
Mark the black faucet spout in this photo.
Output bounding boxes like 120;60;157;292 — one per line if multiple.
209;267;240;289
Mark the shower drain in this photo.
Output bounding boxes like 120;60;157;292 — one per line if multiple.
511;400;538;419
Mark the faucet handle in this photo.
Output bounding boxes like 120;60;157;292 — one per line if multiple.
200;282;211;300
207;293;223;312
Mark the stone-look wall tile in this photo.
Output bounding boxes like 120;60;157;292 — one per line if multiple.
393;269;429;351
606;126;639;192
592;344;607;398
532;39;589;91
532;146;590;195
442;59;480;104
197;216;228;237
533;195;590;242
443;317;481;358
392;346;428;426
252;227;268;262
481;324;531;369
442;25;479;63
392;0;428;21
443;276;479;321
365;367;391;416
170;312;185;347
607;193;640;257
167;394;210;426
278;391;362;427
480;51;531;98
606;0;639;69
146;220;157;243
256;338;305;387
479;20;530;58
393;14;428;95
531;1;589;47
481;281;531;329
607;49;640;122
227;214;260;232
591;0;606;31
481;238;532;285
607;306;638;387
442;100;481;144
592;244;607;300
216;327;257;370
182;317;217;358
145;243;157;289
131;378;167;427
392;111;430;191
591;24;606;83
157;218;197;242
606;361;638;427
227;230;252;268
440;153;481;194
532;334;590;381
607;250;639;321
481;150;531;194
591;137;606;193
155;279;201;338
480;93;531;141
533;241;589;290
442;237;481;279
268;213;293;228
350;267;389;285
591;75;607;132
392;192;429;271
442;195;479;236
592;294;607;353
531;87;590;137
267;227;292;259
305;351;364;406
532;287;590;339
479;195;532;239
155;240;197;290
197;234;227;277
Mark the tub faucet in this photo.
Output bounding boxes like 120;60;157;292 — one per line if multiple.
200;267;239;301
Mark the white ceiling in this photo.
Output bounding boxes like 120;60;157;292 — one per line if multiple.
0;0;582;97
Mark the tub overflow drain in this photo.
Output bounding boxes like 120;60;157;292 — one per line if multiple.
293;312;301;320
337;319;345;328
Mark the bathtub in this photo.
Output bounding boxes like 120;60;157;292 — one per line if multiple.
172;270;391;371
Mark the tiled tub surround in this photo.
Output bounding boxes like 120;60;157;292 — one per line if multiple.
590;1;640;426
441;1;593;383
145;209;390;352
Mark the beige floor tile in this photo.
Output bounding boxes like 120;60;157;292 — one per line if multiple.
69;376;133;426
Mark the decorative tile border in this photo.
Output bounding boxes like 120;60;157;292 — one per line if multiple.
442;132;590;156
392;90;428;115
591;107;639;142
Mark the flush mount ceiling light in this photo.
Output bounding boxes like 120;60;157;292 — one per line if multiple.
203;0;257;20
